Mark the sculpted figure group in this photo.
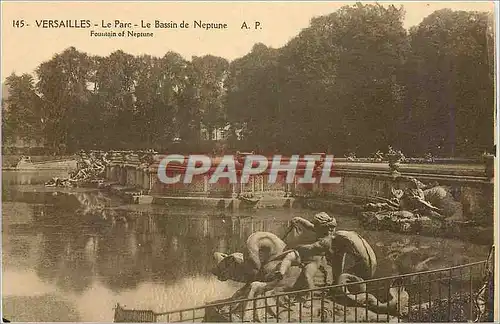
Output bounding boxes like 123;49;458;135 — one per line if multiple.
211;212;406;321
362;176;466;236
45;151;110;187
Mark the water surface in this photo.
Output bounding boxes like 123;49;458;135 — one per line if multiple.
2;171;491;321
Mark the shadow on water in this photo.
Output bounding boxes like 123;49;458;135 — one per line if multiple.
2;171;492;321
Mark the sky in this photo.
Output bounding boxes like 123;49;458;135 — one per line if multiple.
1;1;496;82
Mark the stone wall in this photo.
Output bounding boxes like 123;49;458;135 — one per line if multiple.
322;163;493;224
104;152;494;224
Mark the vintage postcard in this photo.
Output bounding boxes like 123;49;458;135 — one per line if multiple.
1;1;497;322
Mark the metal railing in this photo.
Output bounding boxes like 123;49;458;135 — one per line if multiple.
114;260;489;322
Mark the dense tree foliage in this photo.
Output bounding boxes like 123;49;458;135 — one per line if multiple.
2;73;42;144
2;4;495;157
404;9;495;157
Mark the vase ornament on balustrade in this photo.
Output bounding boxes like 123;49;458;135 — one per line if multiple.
386;146;406;177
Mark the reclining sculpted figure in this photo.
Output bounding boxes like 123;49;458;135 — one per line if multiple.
363;176;466;232
212;231;311;321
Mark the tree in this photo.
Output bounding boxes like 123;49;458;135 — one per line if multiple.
274;3;409;155
135;52;188;149
36;47;94;153
225;43;280;152
190;55;229;140
5;5;493;157
406;9;495;156
2;73;42;145
92;50;138;149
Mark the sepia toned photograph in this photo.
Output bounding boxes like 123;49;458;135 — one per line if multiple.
1;1;497;322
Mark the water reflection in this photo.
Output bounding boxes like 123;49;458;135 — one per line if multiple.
3;173;492;322
2;170;71;186
6;201;490;293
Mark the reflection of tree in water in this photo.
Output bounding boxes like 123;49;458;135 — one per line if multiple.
7;237;31;258
130;213;315;285
29;199;321;293
3;232;44;270
31;192;122;294
32;198;140;293
56;233;94;293
32;209;278;293
36;226;69;283
95;221;142;292
144;215;222;284
94;212;265;287
31;202;416;293
25;201;491;299
92;211;217;291
367;235;469;279
34;222;95;293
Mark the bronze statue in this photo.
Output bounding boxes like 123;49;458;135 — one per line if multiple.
270;212;336;284
211;213;382;321
364;176;459;220
284;213;377;282
212;231;318;321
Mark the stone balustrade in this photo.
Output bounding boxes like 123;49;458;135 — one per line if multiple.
104;152;494;224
